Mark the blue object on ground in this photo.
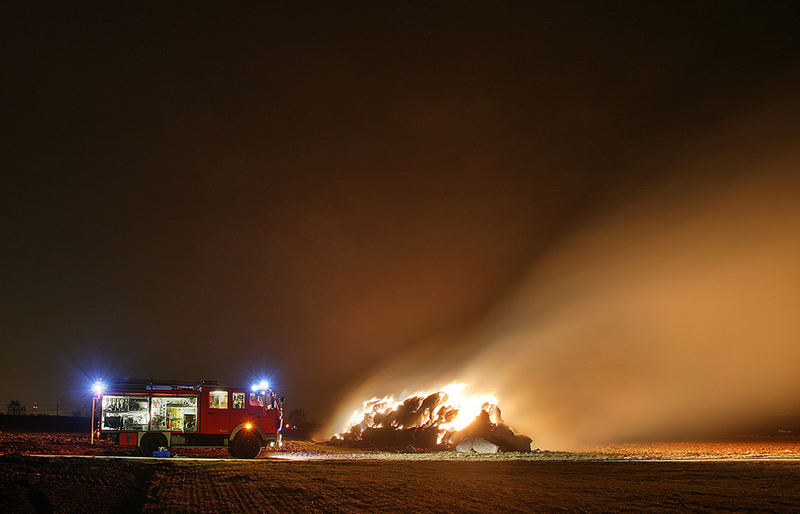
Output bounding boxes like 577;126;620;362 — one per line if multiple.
152;450;171;458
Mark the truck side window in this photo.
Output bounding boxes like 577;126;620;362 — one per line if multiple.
209;390;228;409
232;392;245;409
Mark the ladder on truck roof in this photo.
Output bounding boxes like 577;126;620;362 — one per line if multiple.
109;378;219;391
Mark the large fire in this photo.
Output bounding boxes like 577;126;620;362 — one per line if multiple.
333;382;532;452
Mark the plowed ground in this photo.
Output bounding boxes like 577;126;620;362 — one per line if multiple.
2;455;800;512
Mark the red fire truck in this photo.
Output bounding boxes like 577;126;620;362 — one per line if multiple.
93;378;283;458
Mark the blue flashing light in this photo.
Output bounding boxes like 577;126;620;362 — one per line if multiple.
251;380;269;393
92;379;105;396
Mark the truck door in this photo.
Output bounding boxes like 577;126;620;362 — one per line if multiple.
204;390;230;434
229;391;248;427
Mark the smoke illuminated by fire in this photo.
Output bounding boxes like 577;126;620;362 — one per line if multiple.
327;90;800;450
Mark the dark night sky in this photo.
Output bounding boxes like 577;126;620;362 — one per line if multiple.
3;3;800;420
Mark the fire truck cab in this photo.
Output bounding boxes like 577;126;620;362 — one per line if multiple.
96;379;283;458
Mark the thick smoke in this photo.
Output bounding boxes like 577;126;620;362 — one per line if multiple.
327;91;800;449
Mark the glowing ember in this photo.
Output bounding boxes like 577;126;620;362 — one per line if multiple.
334;382;531;451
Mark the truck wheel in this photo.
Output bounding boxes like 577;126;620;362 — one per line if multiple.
139;433;168;457
229;431;262;459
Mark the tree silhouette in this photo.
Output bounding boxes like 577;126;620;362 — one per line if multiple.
7;400;26;415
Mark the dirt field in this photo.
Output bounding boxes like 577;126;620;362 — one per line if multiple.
3;454;800;512
3;432;800;511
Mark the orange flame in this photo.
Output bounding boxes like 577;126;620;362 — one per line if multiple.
338;381;500;439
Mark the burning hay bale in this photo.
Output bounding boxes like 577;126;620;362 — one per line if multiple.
332;383;532;452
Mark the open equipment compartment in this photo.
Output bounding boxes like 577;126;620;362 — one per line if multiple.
150;395;198;432
100;395;149;431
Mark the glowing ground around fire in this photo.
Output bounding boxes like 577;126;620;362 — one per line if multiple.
4;431;800;460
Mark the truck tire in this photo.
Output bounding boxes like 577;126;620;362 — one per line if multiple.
139;433;168;457
229;431;262;459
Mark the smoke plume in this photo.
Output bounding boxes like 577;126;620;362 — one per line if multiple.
327;88;800;449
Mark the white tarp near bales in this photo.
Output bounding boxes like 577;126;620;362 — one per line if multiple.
455;438;499;454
